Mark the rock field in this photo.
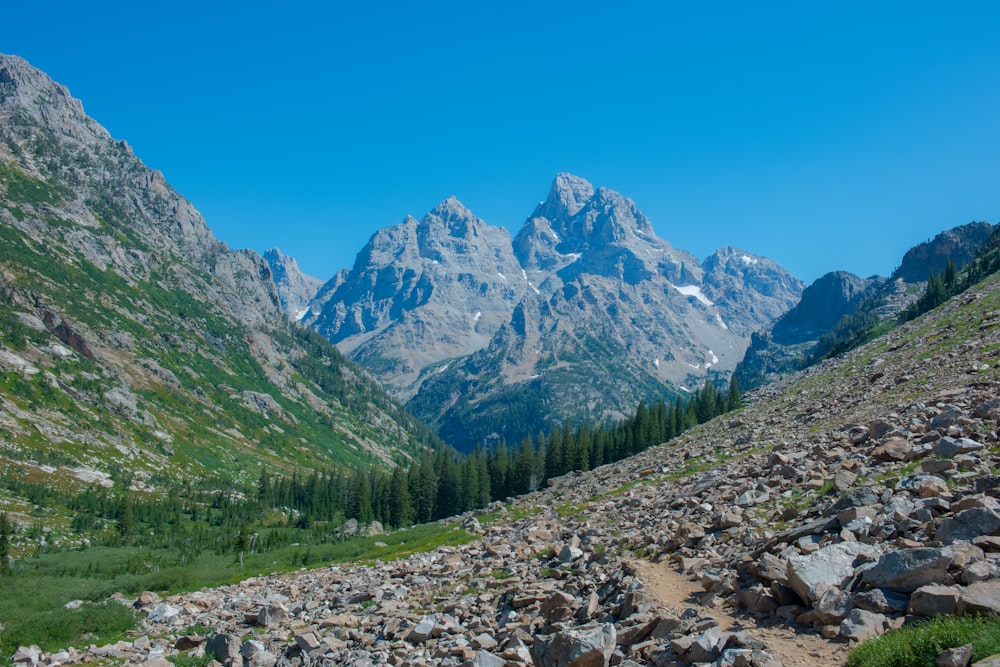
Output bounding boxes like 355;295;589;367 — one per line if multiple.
14;278;1000;667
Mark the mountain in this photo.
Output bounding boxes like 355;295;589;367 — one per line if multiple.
263;247;323;320
770;271;886;346
304;197;527;398
310;173;804;449
892;221;995;283
735;221;998;390
0;53;438;492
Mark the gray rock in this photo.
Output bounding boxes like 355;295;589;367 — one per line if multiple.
861;547;954;593
787;541;881;604
938;644;973;667
936;509;1000;544
958;581;1000;615
839;609;887;642
531;623;617;667
909;585;961;616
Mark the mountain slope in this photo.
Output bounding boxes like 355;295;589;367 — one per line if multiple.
0;53;438;497
735;221;997;390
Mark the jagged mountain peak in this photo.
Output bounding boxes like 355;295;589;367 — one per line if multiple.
514;174;668;276
1;53;82;114
537;172;595;220
420;196;485;240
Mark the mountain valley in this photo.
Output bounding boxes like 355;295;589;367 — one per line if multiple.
1;52;1000;667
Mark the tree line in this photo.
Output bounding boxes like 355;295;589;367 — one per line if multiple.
0;376;740;568
254;375;742;529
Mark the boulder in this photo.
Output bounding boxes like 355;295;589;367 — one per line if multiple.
861;547;954;593
839;609;887;642
787;542;881;604
908;585;961;616
936;509;1000;544
958;581;1000;615
531;623;617;667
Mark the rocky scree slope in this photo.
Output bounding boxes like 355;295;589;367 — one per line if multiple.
311;173;804;450
0;53;436;511
736;221;997;391
49;262;1000;667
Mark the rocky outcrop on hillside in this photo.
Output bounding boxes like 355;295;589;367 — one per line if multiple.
892;222;995;284
27;260;1000;667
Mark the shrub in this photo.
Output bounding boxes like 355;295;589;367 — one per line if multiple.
847;615;1000;667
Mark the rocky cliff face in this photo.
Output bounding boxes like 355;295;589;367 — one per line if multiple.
263;248;323;320
0;53;436;488
892;221;995;283
311;173;804;449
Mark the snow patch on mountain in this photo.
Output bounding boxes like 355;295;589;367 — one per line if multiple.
674;284;714;306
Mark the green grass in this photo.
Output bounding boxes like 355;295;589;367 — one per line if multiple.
0;521;474;655
847;615;1000;667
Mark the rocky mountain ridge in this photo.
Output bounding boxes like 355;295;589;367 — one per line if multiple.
735;221;998;391
0;53;437;498
26;242;1000;667
307;173;804;449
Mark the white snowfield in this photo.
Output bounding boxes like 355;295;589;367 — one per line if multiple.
673;284;714;307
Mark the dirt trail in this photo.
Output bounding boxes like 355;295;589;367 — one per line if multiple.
630;559;850;667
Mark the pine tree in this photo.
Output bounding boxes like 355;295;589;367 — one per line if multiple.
117;494;134;541
389;466;415;528
727;375;742;411
0;512;10;575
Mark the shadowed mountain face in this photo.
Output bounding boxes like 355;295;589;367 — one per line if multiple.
308;172;804;449
0;53;440;486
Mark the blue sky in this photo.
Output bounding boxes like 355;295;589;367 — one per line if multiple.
3;2;999;284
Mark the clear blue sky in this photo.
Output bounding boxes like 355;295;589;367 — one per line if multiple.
3;2;999;284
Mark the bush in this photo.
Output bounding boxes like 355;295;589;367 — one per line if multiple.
847;615;1000;667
